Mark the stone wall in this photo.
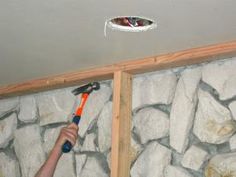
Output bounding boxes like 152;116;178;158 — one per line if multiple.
0;82;113;177
0;57;236;177
130;57;236;177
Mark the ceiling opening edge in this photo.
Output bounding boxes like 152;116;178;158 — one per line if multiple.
104;16;157;36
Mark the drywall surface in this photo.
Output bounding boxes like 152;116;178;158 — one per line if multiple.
0;81;112;177
1;0;236;86
130;57;236;177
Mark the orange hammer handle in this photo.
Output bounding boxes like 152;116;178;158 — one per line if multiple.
75;93;89;116
62;93;90;153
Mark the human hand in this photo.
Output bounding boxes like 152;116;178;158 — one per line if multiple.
35;123;78;177
53;123;79;152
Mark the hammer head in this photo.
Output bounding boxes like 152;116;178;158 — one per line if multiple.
72;82;100;95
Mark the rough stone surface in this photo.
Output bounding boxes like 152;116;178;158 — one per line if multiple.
132;76;145;110
0;152;20;177
106;151;111;170
141;71;177;105
229;101;236;121
37;88;76;126
81;133;97;152
202;58;236;100
43;125;66;154
164;165;193;177
97;101;112;152
193;89;236;144
54;152;76;177
133;107;169;144
181;145;208;171
170;67;201;153
205;152;236;177
229;134;236;151
1;58;236;177
76;154;87;176
14;125;46;177
79;156;109;177
171;151;184;166
18;95;38;123
130;137;143;163
73;139;80;153
130;141;171;177
78;84;112;137
106;138;142;170
0;97;19;118
132;71;177;110
0;113;17;148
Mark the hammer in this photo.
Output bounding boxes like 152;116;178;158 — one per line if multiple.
62;82;100;153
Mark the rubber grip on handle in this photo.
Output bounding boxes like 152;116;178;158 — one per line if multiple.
61;116;81;153
62;141;73;153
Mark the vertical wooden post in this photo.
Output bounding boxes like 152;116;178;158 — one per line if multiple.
111;71;132;177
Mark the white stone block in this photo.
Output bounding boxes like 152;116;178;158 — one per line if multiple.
79;156;109;177
132;76;145;110
141;71;177;105
75;154;87;176
0;97;19;117
229;101;236;121
181;145;208;171
132;71;177;110
164;165;193;177
202;57;236;100
78;84;112;137
97;101;112;152
43;125;66;154
133;107;169;144
170;67;201;153
14;125;46;177
37;88;76;126
230;134;236;151
193;89;236;144
130;142;171;177
0;113;17;148
18;95;38;123
0;152;20;177
54;152;76;177
81;133;97;152
205;152;236;177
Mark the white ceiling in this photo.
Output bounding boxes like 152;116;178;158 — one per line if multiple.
0;0;236;86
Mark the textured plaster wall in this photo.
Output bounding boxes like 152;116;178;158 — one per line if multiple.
1;57;236;177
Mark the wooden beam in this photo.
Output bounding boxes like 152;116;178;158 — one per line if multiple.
111;71;132;177
1;40;236;98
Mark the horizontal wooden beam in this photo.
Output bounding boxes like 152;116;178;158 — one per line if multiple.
0;40;236;98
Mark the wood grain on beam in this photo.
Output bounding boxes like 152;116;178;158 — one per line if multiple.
1;40;236;98
111;71;132;177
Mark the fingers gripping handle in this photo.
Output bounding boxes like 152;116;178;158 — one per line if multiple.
62;116;81;153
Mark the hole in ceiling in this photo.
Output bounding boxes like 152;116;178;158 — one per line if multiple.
104;16;157;36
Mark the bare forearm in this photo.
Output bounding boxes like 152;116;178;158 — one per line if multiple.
35;123;78;177
35;146;62;177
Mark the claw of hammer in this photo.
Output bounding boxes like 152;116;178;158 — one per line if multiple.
72;82;100;95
